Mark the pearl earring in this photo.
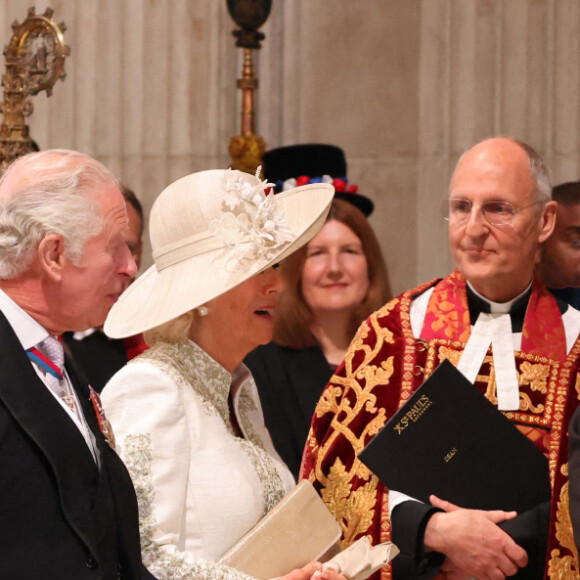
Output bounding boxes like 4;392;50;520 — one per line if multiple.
197;306;209;317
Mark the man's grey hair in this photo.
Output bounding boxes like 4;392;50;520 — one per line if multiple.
0;149;119;280
508;138;552;204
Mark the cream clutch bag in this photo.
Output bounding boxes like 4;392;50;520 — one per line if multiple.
219;480;342;579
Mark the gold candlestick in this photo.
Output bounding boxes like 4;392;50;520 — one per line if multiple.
226;0;271;176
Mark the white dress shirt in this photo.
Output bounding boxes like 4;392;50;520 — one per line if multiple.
0;289;99;464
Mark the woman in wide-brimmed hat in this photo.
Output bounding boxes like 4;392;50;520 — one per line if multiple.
101;169;341;580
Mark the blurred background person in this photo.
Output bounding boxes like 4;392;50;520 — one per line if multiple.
119;185;145;290
245;144;391;478
537;180;580;310
101;169;343;580
63;184;147;391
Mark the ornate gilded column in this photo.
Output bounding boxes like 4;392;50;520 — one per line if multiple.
0;7;69;169
226;0;271;175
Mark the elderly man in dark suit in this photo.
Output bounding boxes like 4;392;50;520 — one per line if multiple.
0;149;155;579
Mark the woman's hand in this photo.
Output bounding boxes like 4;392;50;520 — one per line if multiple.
312;569;348;580
278;561;347;580
278;562;321;580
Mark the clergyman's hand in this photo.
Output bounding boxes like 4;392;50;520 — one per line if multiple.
423;495;528;580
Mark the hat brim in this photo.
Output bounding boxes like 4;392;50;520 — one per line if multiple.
335;192;374;217
104;182;334;339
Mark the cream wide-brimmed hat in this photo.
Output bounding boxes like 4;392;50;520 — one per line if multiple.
104;168;334;338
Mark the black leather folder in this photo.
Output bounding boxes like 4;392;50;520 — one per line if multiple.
358;359;550;513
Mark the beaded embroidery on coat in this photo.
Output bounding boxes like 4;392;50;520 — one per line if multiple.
130;338;286;513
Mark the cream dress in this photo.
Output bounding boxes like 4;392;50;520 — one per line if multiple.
101;339;295;580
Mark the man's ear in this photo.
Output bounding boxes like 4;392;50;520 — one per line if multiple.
37;234;67;281
538;201;557;244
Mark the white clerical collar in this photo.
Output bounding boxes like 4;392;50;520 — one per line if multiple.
458;281;533;412
466;280;533;314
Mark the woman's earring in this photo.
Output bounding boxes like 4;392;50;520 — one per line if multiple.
197;306;209;317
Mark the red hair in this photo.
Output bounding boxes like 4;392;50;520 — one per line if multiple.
274;199;391;349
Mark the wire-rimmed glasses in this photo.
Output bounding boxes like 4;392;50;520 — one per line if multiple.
442;198;542;227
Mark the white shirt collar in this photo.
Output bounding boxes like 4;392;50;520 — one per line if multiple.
0;288;50;350
72;327;99;340
466;280;533;314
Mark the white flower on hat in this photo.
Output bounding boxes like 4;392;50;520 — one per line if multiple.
208;167;294;270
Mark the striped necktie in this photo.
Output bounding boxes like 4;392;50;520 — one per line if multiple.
27;336;75;410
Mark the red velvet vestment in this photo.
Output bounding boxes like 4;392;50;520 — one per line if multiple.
300;271;580;579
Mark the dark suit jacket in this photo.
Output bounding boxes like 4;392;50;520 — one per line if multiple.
0;311;154;579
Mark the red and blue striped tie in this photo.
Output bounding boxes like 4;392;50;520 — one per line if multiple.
27;336;65;397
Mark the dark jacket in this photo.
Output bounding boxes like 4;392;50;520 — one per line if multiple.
0;311;155;579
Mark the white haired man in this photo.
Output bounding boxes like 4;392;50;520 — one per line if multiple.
62;184;147;391
302;137;580;579
0;149;155;579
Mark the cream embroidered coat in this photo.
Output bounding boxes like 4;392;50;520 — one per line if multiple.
101;339;295;580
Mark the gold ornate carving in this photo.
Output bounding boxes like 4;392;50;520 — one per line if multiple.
315;385;344;418
0;7;69;168
518;391;545;414
313;316;392;540
320;457;378;547
320;459;352;524
356;357;395;396
547;466;579;578
517;361;549;414
519;361;549;394
437;346;461;366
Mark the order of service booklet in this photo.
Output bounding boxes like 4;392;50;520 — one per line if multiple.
219;480;342;579
358;359;550;513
